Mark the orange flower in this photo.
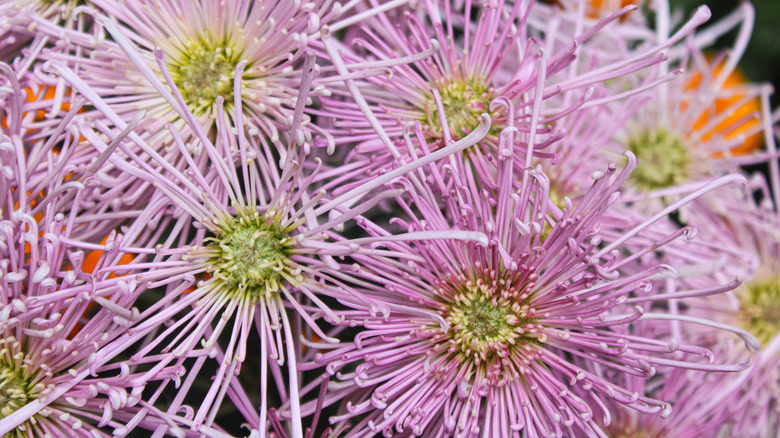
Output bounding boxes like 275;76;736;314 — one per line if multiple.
1;85;73;129
541;0;641;19
81;233;135;276
586;0;641;18
686;61;763;156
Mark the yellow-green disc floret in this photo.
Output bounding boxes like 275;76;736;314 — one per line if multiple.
0;338;42;437
423;77;497;142
739;276;780;347
626;129;691;191
205;209;291;300
0;366;32;421
444;280;537;360
169;39;245;115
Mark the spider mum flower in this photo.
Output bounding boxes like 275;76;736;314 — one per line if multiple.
603;367;739;438
615;131;780;437
314;0;673;177
0;0;87;62
299;119;756;436
0;324;185;438
619;57;765;195
38;55;497;436
0;83;182;435
688;193;780;437
63;96;331;436
592;3;767;197
599;273;768;437
34;0;342;147
590;252;757;438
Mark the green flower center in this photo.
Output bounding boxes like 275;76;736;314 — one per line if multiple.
626;129;691;191
606;418;646;438
739;276;780;347
464;300;506;339
168;39;244;115
445;281;536;360
0;369;31;421
0;340;36;425
206;209;291;299
422;77;497;143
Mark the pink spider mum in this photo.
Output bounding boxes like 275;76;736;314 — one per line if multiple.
601;118;780;437
0;65;188;436
684;186;780;437
39;51;503;436
32;0;341;149
295;114;756;437
312;0;703;183
588;233;758;438
544;2;773;207
602;357;745;437
618;3;768;195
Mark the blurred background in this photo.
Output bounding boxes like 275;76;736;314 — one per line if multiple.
672;0;780;102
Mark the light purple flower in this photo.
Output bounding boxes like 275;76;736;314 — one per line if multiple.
37;51;506;436
33;0;341;149
689;197;780;437
603;367;739;437
546;2;772;206
311;0;704;183
0;64;180;436
599;150;780;437
294;117;756;436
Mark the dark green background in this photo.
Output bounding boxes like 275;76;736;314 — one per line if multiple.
672;0;780;98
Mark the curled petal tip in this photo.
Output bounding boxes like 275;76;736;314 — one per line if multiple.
745;335;762;353
41;60;59;74
660;264;678;279
695;5;712;21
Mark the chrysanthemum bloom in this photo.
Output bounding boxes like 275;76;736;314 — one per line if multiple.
586;242;757;438
684;188;780;437
0;0;88;63
41;53;499;436
599;227;775;438
0;62;141;246
0;298;189;438
0;217;191;438
296;112;755;436
0;72;187;435
602;361;744;438
545;2;771;207
31;0;409;225
312;0;706;185
32;0;343;150
604;114;780;436
29;2;342;239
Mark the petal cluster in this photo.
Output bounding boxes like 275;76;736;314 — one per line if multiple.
1;1;779;437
